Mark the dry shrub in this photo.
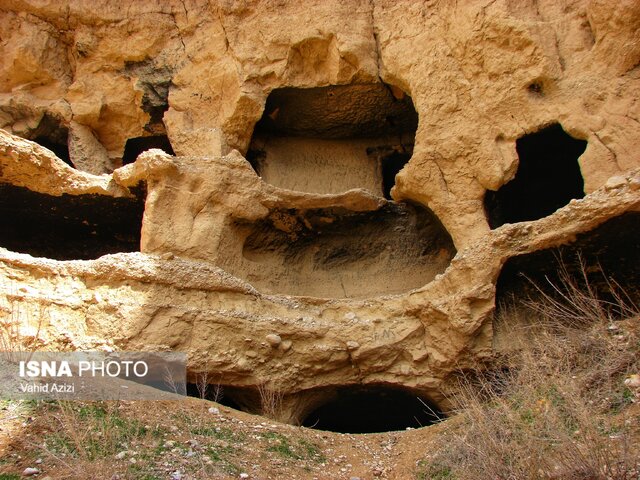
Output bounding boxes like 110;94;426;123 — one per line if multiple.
0;297;47;357
421;260;640;480
195;370;224;403
258;382;284;421
36;401;152;478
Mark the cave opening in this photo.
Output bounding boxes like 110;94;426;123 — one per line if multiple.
302;386;444;434
247;83;417;197
0;183;146;260
224;202;456;298
26;114;73;167
185;383;243;411
122;135;174;165
485;123;587;228
495;213;640;316
368;146;413;200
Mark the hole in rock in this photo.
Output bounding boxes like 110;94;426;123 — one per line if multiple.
373;147;412;200
527;81;544;96
495;212;640;314
186;383;243;411
25;114;72;167
0;183;146;260
302;386;444;433
223;202;456;298
122;135;174;165
247;83;418;197
485;123;587;228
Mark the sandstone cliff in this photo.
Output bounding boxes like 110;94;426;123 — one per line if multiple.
0;0;639;424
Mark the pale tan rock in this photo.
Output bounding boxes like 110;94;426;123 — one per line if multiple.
68;121;114;174
0;0;639;424
265;334;282;348
0;129;127;197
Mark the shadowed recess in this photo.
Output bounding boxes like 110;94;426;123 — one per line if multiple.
485;123;587;228
247;83;417;197
122;135;174;165
223;202;456;298
26;113;72;167
495;212;640;312
302;386;444;434
0;183;146;260
186;383;242;411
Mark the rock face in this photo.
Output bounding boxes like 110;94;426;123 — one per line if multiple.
0;0;639;425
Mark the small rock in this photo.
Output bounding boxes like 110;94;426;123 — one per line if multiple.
239;474;249;479
170;471;183;480
346;341;360;351
208;406;220;414
281;340;292;351
624;374;640;388
22;468;40;476
34;458;42;464
115;450;127;460
605;175;626;190
344;312;356;320
265;334;282;347
164;440;176;448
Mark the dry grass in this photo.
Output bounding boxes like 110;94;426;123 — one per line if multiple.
194;371;224;403
418;261;640;480
0;292;47;361
0;398;329;479
257;381;285;421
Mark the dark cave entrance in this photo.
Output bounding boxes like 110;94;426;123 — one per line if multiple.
485;123;587;228
495;212;640;315
0;183;146;260
301;386;444;434
122;135;174;165
377;149;412;200
186;383;243;411
26;114;72;167
247;83;418;197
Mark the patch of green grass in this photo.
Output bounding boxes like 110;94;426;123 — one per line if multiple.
260;432;324;462
0;474;21;480
43;402;150;460
268;440;301;459
262;432;301;459
76;403;108;420
203;448;241;476
610;386;635;413
190;425;245;442
299;439;326;463
416;460;456;480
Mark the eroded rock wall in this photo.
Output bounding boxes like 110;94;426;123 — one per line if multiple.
0;0;639;423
